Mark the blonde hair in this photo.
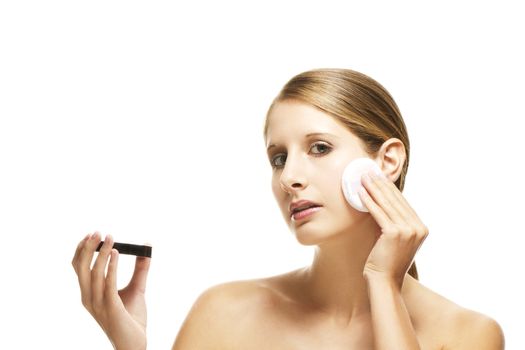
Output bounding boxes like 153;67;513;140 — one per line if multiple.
263;68;418;280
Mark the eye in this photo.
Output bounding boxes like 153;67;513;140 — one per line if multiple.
271;153;286;168
311;142;331;155
270;142;332;169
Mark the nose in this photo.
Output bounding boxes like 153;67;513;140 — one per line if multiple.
279;153;308;194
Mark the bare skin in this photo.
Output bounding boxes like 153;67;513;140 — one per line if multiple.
72;100;504;349
172;271;499;349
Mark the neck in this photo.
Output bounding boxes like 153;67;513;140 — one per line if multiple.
299;215;413;324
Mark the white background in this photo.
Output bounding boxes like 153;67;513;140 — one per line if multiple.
1;1;523;349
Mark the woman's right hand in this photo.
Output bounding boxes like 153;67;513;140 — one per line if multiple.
72;232;151;350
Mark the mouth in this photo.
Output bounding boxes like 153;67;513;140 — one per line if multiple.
289;199;321;216
290;204;323;220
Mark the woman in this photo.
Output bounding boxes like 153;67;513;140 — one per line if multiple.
72;68;504;349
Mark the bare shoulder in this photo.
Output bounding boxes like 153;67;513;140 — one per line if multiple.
172;277;286;349
407;279;505;350
442;305;505;350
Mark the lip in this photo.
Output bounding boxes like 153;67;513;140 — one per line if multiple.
291;206;322;221
289;199;322;217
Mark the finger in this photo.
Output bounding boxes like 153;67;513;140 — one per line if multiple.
128;251;151;293
362;172;408;225
91;234;114;308
358;186;391;230
106;249;119;297
76;232;102;308
77;231;102;273
388;185;424;224
379;177;422;223
72;232;92;271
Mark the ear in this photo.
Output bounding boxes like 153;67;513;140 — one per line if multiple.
374;138;406;183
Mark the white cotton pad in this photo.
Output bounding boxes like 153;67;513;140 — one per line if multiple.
341;157;384;212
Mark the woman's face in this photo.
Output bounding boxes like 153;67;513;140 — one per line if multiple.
266;100;374;245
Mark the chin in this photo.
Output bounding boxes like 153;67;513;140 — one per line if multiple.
294;233;323;246
289;212;366;246
290;221;338;246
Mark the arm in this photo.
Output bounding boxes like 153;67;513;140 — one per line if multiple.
357;157;504;350
358;168;428;349
365;275;420;350
365;274;505;350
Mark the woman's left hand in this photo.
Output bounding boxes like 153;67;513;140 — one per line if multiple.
359;170;429;287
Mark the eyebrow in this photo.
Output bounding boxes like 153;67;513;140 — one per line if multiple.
266;132;339;151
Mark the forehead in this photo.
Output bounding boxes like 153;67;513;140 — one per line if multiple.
266;100;356;147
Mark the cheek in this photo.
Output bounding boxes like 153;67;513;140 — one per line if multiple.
271;179;280;198
326;172;346;207
321;163;351;212
271;179;286;208
273;188;293;225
